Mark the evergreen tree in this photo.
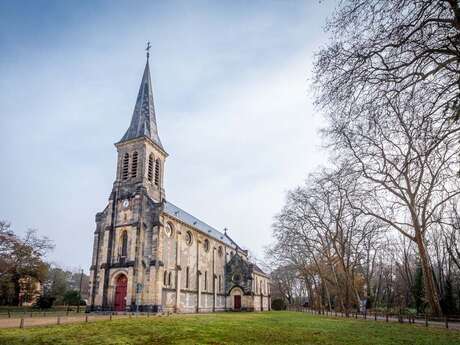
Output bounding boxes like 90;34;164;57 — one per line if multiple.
441;276;455;315
412;262;424;314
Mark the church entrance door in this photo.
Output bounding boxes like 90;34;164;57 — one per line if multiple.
114;274;128;311
234;295;241;310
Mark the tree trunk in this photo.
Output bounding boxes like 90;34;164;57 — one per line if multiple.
345;274;350;316
329;259;346;311
415;232;443;316
324;282;332;311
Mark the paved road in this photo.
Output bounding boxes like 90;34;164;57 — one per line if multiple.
0;313;154;329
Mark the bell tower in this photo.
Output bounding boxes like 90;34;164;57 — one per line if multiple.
90;43;168;312
114;44;167;202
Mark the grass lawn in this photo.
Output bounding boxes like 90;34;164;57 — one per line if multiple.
0;311;459;345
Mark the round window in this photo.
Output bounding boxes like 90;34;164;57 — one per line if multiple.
204;239;210;252
164;223;173;237
232;273;242;284
185;231;193;246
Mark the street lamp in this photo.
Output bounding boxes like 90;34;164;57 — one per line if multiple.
77;269;83;313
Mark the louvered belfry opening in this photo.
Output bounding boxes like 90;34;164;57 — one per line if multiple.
148;154;154;182
154;158;160;186
131;151;138;178
122;153;129;180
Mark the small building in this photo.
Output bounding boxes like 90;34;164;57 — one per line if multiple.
18;276;42;306
88;51;270;313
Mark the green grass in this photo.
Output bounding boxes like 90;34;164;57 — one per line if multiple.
0;311;459;345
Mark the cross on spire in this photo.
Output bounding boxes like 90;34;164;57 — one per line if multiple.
146;41;151;59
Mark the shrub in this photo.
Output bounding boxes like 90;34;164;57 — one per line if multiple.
271;298;287;311
63;290;86;306
34;295;55;309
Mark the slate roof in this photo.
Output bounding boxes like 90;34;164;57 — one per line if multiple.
120;60;163;149
252;263;268;276
164;201;238;248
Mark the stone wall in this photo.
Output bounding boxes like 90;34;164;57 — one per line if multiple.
157;213;240;312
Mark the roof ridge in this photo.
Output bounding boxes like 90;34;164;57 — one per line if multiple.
164;201;240;248
165;200;223;234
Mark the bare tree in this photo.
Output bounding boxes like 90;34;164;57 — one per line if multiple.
268;164;384;314
313;0;460;316
314;0;460;123
322;83;460;315
442;202;460;271
270;265;303;305
0;221;15;279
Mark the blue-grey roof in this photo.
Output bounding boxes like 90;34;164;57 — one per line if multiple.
164;201;237;248
252;263;268;277
120;60;163;149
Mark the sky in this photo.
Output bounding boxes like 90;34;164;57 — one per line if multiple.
0;0;335;272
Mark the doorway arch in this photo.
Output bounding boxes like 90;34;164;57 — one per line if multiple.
229;286;243;311
114;274;128;311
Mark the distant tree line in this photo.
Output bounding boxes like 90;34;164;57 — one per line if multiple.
39;265;90;308
0;220;90;308
268;0;460;317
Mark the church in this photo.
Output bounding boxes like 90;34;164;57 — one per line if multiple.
88;52;271;313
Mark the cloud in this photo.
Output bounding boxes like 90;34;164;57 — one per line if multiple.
164;50;328;260
0;0;334;269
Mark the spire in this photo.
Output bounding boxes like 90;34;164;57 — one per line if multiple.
120;43;163;149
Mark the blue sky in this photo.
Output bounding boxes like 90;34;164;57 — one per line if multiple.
0;0;334;271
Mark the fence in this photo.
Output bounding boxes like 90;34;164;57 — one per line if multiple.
0;311;164;329
0;307;85;320
287;306;460;330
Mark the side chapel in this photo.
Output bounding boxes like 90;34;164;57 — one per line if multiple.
88;50;271;313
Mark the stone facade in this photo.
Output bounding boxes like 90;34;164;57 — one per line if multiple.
88;57;270;313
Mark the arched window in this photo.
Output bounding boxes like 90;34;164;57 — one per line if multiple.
122;153;129;180
168;272;172;286
154;159;161;186
218;275;222;292
204;271;208;291
148;154;154;182
186;267;190;289
131;151;138;178
185;231;193;246
203;239;210;252
121;231;128;257
163;271;167;286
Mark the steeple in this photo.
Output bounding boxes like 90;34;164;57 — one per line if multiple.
120;44;163;149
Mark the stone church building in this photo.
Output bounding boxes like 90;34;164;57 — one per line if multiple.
88;55;270;313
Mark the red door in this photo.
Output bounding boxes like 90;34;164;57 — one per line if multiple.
114;275;127;311
234;295;241;310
